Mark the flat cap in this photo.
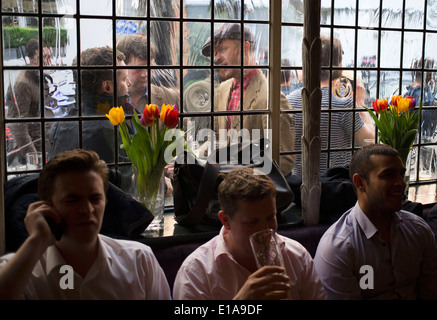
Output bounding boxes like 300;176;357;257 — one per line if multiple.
201;23;255;57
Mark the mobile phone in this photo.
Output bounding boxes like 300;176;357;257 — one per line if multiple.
45;216;65;241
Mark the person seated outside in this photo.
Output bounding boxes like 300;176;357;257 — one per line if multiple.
201;23;295;176
314;143;437;299
0;149;171;299
172;167;327;300
287;35;375;175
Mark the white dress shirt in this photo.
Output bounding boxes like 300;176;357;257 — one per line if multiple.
173;227;327;300
314;202;437;300
0;234;171;299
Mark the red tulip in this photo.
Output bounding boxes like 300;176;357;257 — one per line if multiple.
161;105;179;129
141;104;160;126
372;99;388;114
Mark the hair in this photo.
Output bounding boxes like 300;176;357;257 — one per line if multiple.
72;46;126;94
320;35;343;81
349;144;401;183
116;33;156;64
38;149;109;201
26;38;39;59
218;167;276;218
281;58;291;84
411;57;435;85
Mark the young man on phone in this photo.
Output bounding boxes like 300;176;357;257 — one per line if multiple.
0;149;170;299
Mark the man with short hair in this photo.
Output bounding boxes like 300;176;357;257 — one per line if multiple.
173;167;327;300
0;149;171;299
314;143;437;299
201;23;295;176
48;46;132;165
287;35;374;175
116;33;180;113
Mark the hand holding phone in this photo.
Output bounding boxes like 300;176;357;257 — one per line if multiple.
44;216;65;241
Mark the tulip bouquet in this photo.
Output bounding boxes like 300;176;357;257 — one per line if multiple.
365;95;421;165
106;104;184;216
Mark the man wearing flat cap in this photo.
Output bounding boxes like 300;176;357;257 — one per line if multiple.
202;23;295;176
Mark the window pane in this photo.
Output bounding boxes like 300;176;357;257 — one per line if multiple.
184;0;211;19
330;28;355;68
215;0;241;20
2;16;38;66
380;31;401;68
44;70;77;118
183;22;211;66
80;68;113;116
5;70;41;120
357;29;378;68
244;0;269;21
282;26;303;67
405;0;424;30
425;33;437;65
80;0;112;15
183;69;212;113
426;0;437;30
2;0;37;13
150;20;179;66
47;120;79;159
150;0;179;18
321;0;332;25
403;32;424;69
42;0;76;14
380;70;400;97
282;0;303;24
333;0;356;26
358;0;379;29
116;0;147;16
80;19;112;53
382;0;403;29
43;17;77;67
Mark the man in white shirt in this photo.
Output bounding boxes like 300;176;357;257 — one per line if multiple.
173;167;327;300
314;143;437;299
0;149;171;299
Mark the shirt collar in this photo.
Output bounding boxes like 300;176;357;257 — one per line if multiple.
44;235;112;276
232;69;259;90
214;227;232;261
353;202;403;239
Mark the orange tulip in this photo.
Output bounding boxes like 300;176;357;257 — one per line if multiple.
372;99;388;114
141;104;160;126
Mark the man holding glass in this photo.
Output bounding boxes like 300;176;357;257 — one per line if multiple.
172;167;326;300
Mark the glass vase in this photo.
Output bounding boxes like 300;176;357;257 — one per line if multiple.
131;166;165;235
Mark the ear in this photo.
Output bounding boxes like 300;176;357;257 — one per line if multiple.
218;210;231;230
101;80;113;94
352;173;367;192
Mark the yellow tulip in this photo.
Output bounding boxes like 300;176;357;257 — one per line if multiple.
106;106;125;125
397;97;411;113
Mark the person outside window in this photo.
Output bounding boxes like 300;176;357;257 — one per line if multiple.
201;23;295;176
287;35;375;175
